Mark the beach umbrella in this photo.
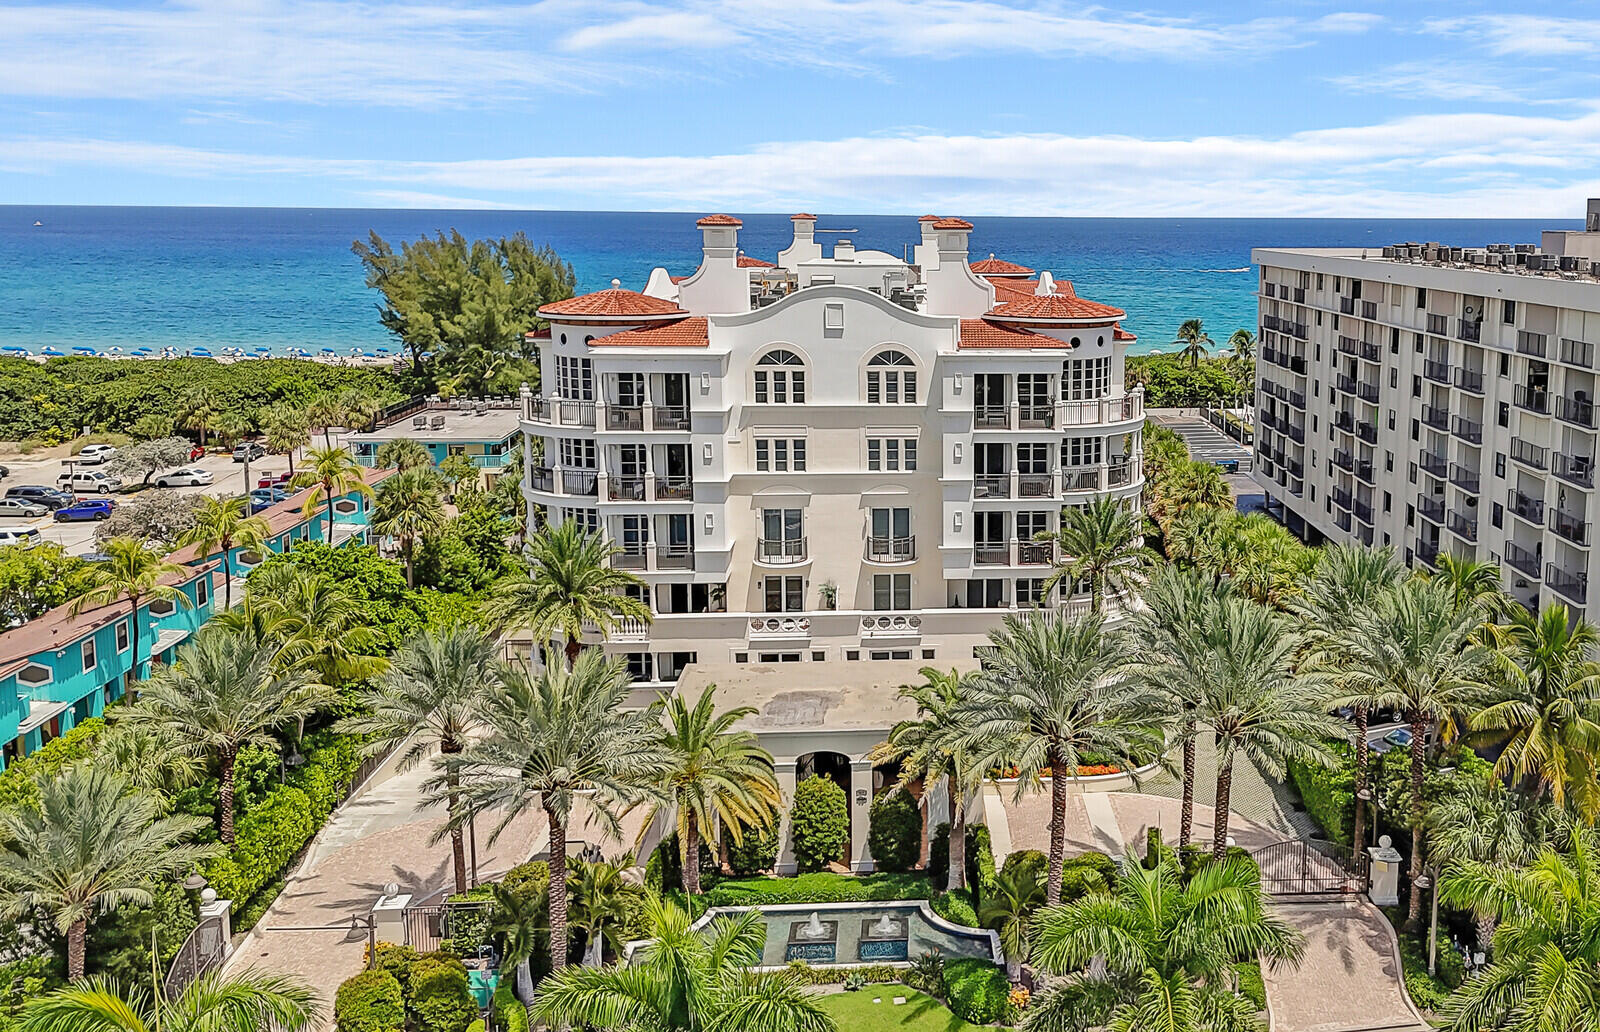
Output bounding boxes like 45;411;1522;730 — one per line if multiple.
72;345;98;354
107;346;123;355
134;347;152;355
193;347;212;357
2;345;28;354
41;347;63;356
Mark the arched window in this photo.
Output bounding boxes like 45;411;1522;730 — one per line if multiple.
755;349;806;404
866;349;917;404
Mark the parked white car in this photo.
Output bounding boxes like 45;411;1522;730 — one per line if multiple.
0;497;48;518
76;444;119;464
57;470;122;494
0;527;42;546
154;467;214;488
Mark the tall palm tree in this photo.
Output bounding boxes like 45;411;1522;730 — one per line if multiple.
870;666;982;890
1292;543;1407;858
1472;604;1600;818
19;970;317;1032
178;387;218;449
336;389;381;434
955;610;1157;905
641;687;780;896
125;627;331;844
1028;855;1303;1032
290;445;372;542
980;864;1045;984
435;648;665;973
1332;578;1492;928
1128;566;1232;850
305;394;344;450
249;569;386;686
487;521;651;668
568;858;640;966
535;898;834;1032
96;723;205;804
1189;598;1342;858
1439;824;1600;1032
371;467;445;587
1429;554;1508;616
1037;497;1158;614
69;537;192;686
1229;515;1318;609
1152;461;1232;532
1427;776;1550;956
338;625;501;895
1225;328;1256;364
373;437;434;472
0;764;217;981
262;402;310;475
178;495;270;609
1172;318;1215;368
211;408;255;450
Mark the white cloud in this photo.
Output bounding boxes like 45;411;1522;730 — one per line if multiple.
8;105;1600;216
1327;63;1551;104
1425;14;1600;57
1309;11;1383;34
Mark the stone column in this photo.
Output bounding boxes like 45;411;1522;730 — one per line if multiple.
371;891;411;947
851;760;875;873
200;893;235;958
775;762;798;875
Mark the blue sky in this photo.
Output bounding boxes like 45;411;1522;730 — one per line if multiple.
2;1;1598;214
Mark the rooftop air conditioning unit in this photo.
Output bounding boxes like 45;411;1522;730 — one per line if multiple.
1468;250;1486;264
1560;256;1580;271
1486;253;1504;266
1450;247;1465;261
1539;254;1559;270
1382;246;1397;258
1514;243;1536;253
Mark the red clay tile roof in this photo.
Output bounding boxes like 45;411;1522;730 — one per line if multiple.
790;213;816;221
970;256;1035;276
918;214;941;222
737;255;776;268
931;217;974;230
1114;324;1138;341
538;287;687;321
989;280;1126;322
989;279;1043;304
696;214;743;227
589;317;709;348
957;319;1066;349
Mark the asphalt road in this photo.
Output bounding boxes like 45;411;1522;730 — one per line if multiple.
1146;408;1262;514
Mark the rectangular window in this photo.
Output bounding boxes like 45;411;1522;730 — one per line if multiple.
559;438;596;468
1416;287;1426;308
1503;300;1516;324
1062;357;1110;400
1016;578;1046;606
760;509;804;562
1063;436;1103;467
81;639;96;673
555;356;594;400
115;621;129;652
196;576;208;607
1495;454;1506;478
873;573;912;611
1017;443;1049;474
754;437;806;472
763;576;805;613
867;437;918;472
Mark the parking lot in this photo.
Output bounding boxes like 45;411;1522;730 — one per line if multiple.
0;444;302;555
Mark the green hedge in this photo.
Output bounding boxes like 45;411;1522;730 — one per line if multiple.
1383;907;1463;1014
965;825;997;906
867;791;920;874
0;719;105;811
725;820;780;876
702;871;932;906
1233;961;1266;1011
491;982;528;1032
929;888;977;927
943;958;1012;1025
1286;740;1357;847
408;954;475;1032
785;961;901;986
790;775;850;873
334;968;404;1032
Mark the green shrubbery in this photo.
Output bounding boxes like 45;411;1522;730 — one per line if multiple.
1126;354;1251;408
0;719;105;811
964;825;997;905
702;871;930;906
1384;907;1464;1013
789;775;849;872
491;982;528;1032
724;819;780;876
785;961;901;986
334;968;405;1032
929;888;977;927
942;958;1013;1025
407;954;475;1032
1287;739;1357;846
651;831;717;893
866;790;920;873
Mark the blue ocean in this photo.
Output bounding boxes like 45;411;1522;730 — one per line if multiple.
0;208;1577;357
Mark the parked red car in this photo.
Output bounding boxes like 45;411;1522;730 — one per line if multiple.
189;445;206;461
257;471;293;489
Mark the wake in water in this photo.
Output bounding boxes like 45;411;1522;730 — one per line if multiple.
1199;267;1251;273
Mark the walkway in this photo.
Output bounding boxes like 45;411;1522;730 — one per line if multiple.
1139;731;1322;841
1263;900;1428;1032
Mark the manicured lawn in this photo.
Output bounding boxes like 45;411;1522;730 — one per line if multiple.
819;987;1001;1032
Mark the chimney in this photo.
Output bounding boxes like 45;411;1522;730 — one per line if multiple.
834;238;855;261
912;214;941;271
921;217;994;317
676;214;748;313
777;213;821;270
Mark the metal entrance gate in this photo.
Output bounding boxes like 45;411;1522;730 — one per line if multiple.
403;901;489;952
1251;839;1366;896
164;915;226;999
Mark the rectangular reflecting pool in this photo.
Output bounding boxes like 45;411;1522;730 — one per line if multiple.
688;901;1001;970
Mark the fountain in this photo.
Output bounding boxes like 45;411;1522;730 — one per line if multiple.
869;913;903;938
797;912;829;939
670;901;1001;970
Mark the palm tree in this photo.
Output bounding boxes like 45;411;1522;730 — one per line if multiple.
568;858;640;966
1225;328;1256;364
1229;515;1318;608
1189;598;1342;858
1037;497;1158;614
1028;855;1303;1032
336;390;381;434
69;537;191;685
1427;776;1550;956
96;723;205;804
1472;604;1600;818
374;437;434;472
955;610;1157;905
178;495;270;609
212;408;255;450
870;666;983;890
1151;461;1232;532
488;880;544;1003
249;570;386;686
642;687;781;896
262;402;310;475
0;764;217;981
1332;577;1492;929
1429;554;1508;615
1172;318;1215;368
535;898;834;1032
125;627;331;844
290;445;372;542
1292;544;1407;858
372;467;445;587
178;387;218;449
487;521;651;668
305;394;344;449
1438;824;1600;1032
435;648;665;973
19;970;316;1032
338;625;501;895
981;864;1045;984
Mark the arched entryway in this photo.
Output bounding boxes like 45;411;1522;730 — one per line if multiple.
796;750;854;866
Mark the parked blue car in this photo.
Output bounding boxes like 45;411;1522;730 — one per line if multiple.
249;486;288;513
54;498;116;522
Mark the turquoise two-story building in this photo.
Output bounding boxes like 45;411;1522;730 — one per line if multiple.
345;400;519;488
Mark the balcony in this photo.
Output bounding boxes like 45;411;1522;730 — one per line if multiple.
1332;487;1353;511
1421;405;1450;430
1505;541;1541;579
609;475;646;501
1547;564;1588;604
1019;472;1056;498
975;405;1011;429
1452;416;1483;445
1551;509;1591;547
1358;524;1375;545
1510;438;1548;470
651;405;691;431
1333;450;1355;473
1458;319;1482;342
525;395;597;428
1517;331;1549;358
1283;389;1306;408
606;405;644;431
1447;509;1478;542
866;535;916;563
1423;359;1451;384
1288;354;1308;373
974;475;1011;499
974;543;1010;566
1514;385;1550;414
1363;300;1378;320
1361;342;1381;363
1108;457;1139;487
1288;324;1309;343
1285;422;1306;445
1357;421;1378;445
1561;338;1595;368
1557;395;1597;429
1293;287;1307;303
756;537;808;565
1057;393;1144;427
1354;458;1375;484
1454;368;1485;394
1338;336;1358;356
1019;404;1055;429
1417;495;1445;523
1415;538;1441;566
1334;410;1356;434
562;469;598;497
1554;452;1596;489
1427;314;1448;335
1419;451;1448;478
1353;499;1375;524
1508;489;1545;524
1017;541;1054;565
1336;374;1357;396
655;475;694;501
1061;468;1099;493
748;616;812;643
1335;510;1353;532
657;543;694;570
1449;464;1481;493
1264;282;1276;298
1359;381;1381;404
614;546;648;571
1261;346;1281;365
529;466;555;492
1340;297;1356;315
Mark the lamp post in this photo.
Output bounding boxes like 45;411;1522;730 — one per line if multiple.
1416;866;1440;977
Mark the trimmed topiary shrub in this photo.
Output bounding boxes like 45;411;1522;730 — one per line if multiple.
333;968;403;1032
790;775;849;873
964;825;997;905
928;822;950;891
491;980;529;1032
408;954;475;1032
944;958;1012;1025
930;888;977;927
867;790;921;873
1000;849;1046;884
725;819;781;876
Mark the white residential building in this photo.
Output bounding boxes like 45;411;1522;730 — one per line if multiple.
519;213;1145;689
1253;199;1600;615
